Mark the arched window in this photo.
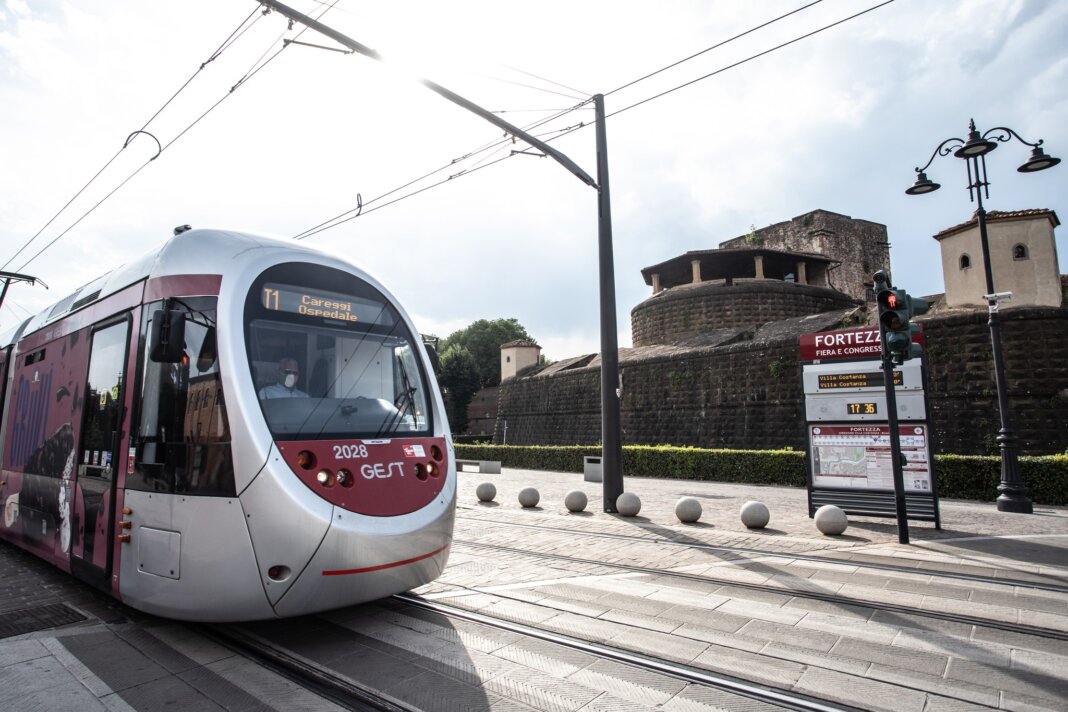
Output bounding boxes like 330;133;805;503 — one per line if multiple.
1013;243;1029;260
959;254;971;270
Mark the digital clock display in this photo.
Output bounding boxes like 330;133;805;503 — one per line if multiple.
847;402;878;415
261;284;391;325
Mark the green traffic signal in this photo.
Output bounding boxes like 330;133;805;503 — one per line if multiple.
885;330;911;354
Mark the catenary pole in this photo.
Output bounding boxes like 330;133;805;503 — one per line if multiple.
257;1;625;508
594;95;623;511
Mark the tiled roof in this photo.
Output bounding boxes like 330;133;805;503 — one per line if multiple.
933;208;1060;240
500;339;540;349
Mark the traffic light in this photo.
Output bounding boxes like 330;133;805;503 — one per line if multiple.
874;272;928;364
877;287;911;363
904;294;929;361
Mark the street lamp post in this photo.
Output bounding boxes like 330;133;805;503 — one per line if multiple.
905;119;1060;514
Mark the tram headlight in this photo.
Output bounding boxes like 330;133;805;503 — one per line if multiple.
267;565;291;581
316;469;333;486
336;469;353;487
296;450;315;470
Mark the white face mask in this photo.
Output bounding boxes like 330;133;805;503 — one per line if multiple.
284;374;297;389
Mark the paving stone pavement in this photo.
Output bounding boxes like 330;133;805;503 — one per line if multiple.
0;467;1065;711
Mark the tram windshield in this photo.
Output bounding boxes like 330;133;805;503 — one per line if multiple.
246;264;431;440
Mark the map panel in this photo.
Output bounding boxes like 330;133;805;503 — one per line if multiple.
809;424;932;492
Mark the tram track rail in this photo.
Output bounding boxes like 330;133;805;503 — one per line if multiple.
452;538;1068;642
200;623;417;712
392;593;861;712
456;513;1068;594
201;598;858;712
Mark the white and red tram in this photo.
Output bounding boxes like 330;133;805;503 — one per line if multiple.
0;228;455;621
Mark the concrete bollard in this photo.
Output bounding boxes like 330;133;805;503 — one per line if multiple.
616;492;642;517
475;482;496;502
740;500;770;529
517;487;540;508
814;504;848;535
675;496;702;523
564;490;588;513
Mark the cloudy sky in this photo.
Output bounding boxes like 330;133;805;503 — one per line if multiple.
2;0;1066;360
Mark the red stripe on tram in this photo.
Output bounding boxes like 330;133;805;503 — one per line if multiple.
321;543;450;576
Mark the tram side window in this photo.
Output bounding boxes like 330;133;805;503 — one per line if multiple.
129;298;236;496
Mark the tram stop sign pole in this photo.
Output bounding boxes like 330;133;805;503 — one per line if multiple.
878;334;910;545
874;270;910;545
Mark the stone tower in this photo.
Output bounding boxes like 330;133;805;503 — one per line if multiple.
718;209;890;301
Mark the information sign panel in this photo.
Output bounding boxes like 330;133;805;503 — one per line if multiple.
799;325;924;362
800;327;940;526
809;423;932;493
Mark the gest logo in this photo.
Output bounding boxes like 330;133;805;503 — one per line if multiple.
360;462;405;479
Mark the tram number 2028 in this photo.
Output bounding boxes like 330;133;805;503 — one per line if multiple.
334;444;369;459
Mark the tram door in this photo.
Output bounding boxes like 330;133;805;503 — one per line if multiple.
71;320;129;590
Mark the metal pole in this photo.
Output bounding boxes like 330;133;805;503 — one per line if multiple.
972;181;1032;513
879;331;909;544
594;94;623;512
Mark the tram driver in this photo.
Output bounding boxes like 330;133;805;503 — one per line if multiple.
258;357;309;399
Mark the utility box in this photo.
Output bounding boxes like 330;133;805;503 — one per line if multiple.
583;456;602;482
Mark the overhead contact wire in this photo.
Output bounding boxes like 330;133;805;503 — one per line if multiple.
13;2;343;273
291;99;593;241
290;2;891;242
604;0;824;98
2;7;263;272
607;1;896;119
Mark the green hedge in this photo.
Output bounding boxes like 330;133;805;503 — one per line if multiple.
935;454;1068;506
454;444;1068;505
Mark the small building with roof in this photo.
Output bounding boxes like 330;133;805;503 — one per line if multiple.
500;339;541;382
934;209;1061;308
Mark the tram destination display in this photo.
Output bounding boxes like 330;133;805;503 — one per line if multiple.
817;371;902;389
262;284;381;323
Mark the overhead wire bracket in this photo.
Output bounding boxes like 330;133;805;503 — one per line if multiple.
0;270;46;314
282;39;353;54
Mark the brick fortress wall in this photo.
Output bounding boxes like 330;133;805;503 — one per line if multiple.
921;307;1068;455
495;306;1068;456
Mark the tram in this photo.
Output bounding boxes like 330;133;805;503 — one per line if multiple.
0;228;455;621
